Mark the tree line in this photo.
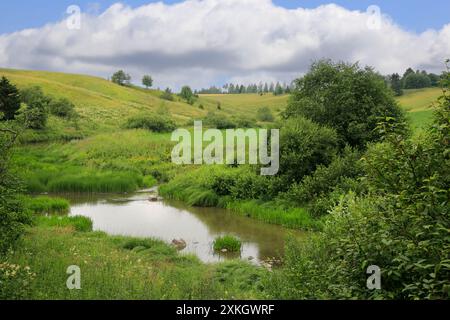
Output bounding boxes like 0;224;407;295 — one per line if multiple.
197;82;292;95
388;67;443;96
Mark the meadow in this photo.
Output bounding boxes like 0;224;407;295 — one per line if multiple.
4;215;265;300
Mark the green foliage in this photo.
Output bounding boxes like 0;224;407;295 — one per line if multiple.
5;226;265;299
279;117;339;183
403;72;432;89
46;171;143;193
18;86;50;129
111;70;131;86
284;60;405;148
160;87;174;101
226;200;316;230
36;215;93;232
142;75;153;89
180;86;194;104
0;127;31;257
270;71;450;299
125;113;176;133
48;97;76;118
282;147;365;217
203;112;237;129
390;73;403;96
19;86;51;107
256;106;274;122
0;77;21;120
213;235;242;252
0;261;36;300
22;196;69;214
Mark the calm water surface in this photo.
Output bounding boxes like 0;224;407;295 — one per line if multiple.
63;191;305;264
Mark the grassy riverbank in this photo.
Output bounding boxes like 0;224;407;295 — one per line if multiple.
3;215;266;300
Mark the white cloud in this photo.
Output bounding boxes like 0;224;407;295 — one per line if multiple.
0;0;449;90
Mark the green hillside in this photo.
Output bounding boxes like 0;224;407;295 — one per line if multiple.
0;69;289;134
397;88;442;129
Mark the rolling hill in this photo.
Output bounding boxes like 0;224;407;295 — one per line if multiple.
0;68;289;134
0;68;442;135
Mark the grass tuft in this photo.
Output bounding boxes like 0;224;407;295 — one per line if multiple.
36;215;93;232
213;235;242;252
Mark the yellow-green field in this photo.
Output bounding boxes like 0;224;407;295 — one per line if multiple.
397;88;442;129
1;68;441;133
198;93;288;119
0;68;289;132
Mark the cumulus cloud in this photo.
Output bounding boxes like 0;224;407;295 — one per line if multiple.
0;0;449;89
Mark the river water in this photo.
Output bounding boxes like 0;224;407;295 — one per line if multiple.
63;190;305;265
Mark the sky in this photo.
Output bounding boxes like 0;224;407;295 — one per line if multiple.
0;0;449;89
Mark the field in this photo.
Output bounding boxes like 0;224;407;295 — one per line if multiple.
396;88;442;129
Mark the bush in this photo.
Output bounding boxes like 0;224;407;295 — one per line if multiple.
20;100;48;129
283;60;406;148
256;107;274;122
203;112;236;129
125;113;176;133
403;72;432;89
0;127;31;256
161;88;174;101
279;117;339;183
269;74;450;299
232;117;257;128
282;146;365;217
48;98;76;118
213;235;242;252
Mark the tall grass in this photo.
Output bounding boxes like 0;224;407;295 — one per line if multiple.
160;166;317;230
213;235;242;252
36;215;93;232
47;171;143;193
226;200;318;230
22;196;70;214
4;225;266;299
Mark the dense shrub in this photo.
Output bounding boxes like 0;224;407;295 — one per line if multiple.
268;72;450;299
203;112;236;129
0;77;21;120
279;117;339;183
282;146;365;217
160;88;174;101
256;107;274;122
403;72;432;89
0;127;31;256
232;117;257;128
125;113;176;133
48;98;76;118
283;60;406;148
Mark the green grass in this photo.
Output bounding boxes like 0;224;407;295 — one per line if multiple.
3;222;266;299
35;215;93;232
225;200;317;230
198;93;288;121
396;87;442;130
213;235;242;252
22;196;70;214
160;166;317;230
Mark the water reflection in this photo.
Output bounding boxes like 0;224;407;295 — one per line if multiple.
63;192;305;264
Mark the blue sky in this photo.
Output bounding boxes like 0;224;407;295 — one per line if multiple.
0;0;448;89
0;0;449;34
